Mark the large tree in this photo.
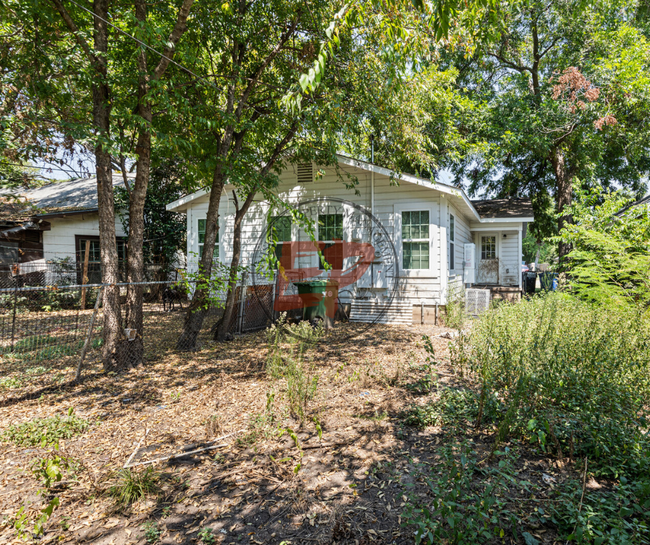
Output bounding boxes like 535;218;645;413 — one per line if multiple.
167;0;486;348
1;0;194;370
440;0;650;257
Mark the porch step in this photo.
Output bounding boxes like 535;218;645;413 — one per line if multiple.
349;299;413;325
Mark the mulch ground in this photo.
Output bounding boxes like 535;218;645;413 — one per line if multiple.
0;318;576;544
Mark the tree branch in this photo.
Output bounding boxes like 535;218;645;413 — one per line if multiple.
152;0;195;81
50;0;103;74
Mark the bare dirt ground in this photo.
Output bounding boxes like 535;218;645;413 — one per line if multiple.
0;318;575;545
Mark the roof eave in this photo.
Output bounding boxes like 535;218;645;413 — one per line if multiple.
335;155;483;222
478;216;534;223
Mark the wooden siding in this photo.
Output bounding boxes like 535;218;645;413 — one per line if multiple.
183;163;524;303
42;214;127;262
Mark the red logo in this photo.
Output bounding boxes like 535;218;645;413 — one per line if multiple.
273;240;375;318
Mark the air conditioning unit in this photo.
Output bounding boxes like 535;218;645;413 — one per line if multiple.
466;288;491;315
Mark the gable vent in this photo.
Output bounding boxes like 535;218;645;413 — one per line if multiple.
297;162;313;184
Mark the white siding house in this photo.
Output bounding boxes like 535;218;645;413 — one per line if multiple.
1;176;128;284
166;156;533;321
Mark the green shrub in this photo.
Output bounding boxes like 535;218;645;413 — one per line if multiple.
109;467;159;508
2;409;90;447
451;293;650;477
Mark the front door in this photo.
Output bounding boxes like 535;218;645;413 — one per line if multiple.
477;234;498;284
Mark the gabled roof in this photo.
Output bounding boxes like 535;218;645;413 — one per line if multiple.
471;198;534;220
166;155;534;223
24;174;128;215
2;174;129;221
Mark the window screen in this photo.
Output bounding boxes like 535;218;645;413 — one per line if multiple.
198;219;219;260
402;211;430;270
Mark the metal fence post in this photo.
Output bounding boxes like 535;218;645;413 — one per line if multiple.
237;273;247;335
75;286;104;382
10;282;17;351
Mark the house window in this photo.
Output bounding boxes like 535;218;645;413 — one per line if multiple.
269;216;292;265
318;213;343;269
481;236;497;260
449;214;455;271
402;210;430;270
75;236;126;284
198;219;219;260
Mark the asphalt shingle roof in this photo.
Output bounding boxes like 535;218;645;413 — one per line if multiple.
471;198;534;220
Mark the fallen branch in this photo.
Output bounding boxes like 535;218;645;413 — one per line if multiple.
125;429;245;468
301;441;351;450
124;428;149;468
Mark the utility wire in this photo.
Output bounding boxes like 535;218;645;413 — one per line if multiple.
65;0;220;89
1;162;87;176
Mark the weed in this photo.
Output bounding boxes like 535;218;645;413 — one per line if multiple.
13;497;60;539
109;467;159;509
266;317;320;421
198;527;216;544
31;451;79;488
355;409;388;421
0;376;23;389
549;475;650;543
402;388;498;432
204;414;222;439
2;408;90;447
452;293;650;477
142;521;161;543
444;286;467;330
403;444;518;544
237;391;277;446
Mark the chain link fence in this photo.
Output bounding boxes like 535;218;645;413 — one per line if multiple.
0;273;278;384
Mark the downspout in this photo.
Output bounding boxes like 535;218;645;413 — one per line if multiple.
370;135;374;215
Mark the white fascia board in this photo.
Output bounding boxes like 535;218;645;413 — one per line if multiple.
336;155;483;222
166;189;209;212
478;217;534;223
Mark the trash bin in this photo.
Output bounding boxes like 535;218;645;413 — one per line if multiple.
539;272;558;291
293;280;339;327
523;271;537;294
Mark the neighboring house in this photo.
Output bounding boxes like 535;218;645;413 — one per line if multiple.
166;156;533;322
0;175;128;285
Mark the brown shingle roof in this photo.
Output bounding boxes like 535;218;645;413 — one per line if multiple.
471;198;534;220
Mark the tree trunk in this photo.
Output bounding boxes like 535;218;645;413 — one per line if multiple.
123;0;152;367
92;0;128;372
124;0;194;364
551;147;573;259
214;192;256;342
176;168;225;350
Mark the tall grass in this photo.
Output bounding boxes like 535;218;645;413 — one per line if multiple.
266;315;322;421
451;293;650;476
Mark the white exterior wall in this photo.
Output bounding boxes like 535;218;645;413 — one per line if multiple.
472;229;521;287
181;163;525;303
42;213;127;262
183;163;479;305
447;203;472;298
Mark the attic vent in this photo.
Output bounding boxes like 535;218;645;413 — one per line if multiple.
465;288;491;316
297;162;313;184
